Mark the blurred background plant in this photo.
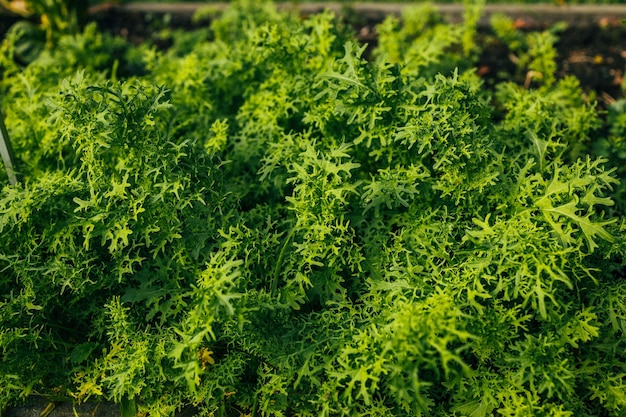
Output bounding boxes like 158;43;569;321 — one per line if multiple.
0;0;86;62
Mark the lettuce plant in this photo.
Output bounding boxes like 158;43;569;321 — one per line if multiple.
1;1;625;416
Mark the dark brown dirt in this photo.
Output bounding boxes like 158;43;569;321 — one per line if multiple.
556;25;626;100
476;24;626;107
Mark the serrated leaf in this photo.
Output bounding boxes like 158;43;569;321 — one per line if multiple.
578;217;616;251
452;399;495;417
540;198;615;252
580;189;614;209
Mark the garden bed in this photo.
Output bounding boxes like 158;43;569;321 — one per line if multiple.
2;1;626;416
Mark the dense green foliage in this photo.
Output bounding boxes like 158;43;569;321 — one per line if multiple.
116;0;626;4
1;1;626;416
